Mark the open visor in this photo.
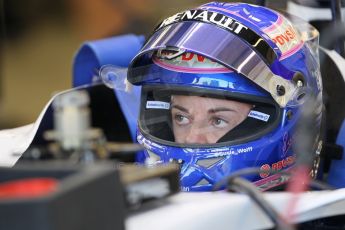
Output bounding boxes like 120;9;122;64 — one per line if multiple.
127;20;299;108
139;85;281;147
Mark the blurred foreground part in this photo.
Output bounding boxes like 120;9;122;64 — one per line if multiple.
0;162;126;230
125;189;345;230
0;161;179;230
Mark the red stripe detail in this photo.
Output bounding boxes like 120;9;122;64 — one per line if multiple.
153;57;233;74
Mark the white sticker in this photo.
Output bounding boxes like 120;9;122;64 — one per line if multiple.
248;110;270;122
146;101;170;110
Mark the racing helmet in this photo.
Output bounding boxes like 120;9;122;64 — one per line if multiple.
127;2;323;191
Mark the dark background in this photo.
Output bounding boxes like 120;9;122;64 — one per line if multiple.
0;0;289;128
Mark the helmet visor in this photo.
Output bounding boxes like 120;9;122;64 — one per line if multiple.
128;19;298;107
139;85;281;147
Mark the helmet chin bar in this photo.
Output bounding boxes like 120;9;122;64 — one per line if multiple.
128;21;300;108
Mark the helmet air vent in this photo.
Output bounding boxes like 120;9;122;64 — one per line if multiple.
196;178;210;186
196;157;225;169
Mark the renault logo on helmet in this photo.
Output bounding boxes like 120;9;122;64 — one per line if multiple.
157;9;248;35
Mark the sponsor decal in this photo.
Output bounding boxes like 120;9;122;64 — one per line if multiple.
209;146;253;156
272;26;297;46
153;50;232;73
260;164;271;178
263;15;303;59
138;133;167;153
181;53;205;62
248;110;270;122
157;9;248;34
184;146;253;157
146;101;170;110
237;146;253;154
271;156;295;171
181;186;190;192
259;156;295;178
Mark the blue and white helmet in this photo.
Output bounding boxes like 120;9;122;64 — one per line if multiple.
127;2;323;191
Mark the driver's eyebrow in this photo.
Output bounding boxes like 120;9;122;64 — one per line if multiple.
172;105;236;114
209;107;236;114
171;104;189;113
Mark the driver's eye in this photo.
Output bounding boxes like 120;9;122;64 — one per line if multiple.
174;114;190;125
211;117;229;128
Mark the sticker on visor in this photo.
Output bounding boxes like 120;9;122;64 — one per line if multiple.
146;101;170;110
153;51;232;74
248;110;270;122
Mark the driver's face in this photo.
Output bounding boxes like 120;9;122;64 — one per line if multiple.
171;95;252;144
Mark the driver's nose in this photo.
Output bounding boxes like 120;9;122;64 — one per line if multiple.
184;126;210;144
